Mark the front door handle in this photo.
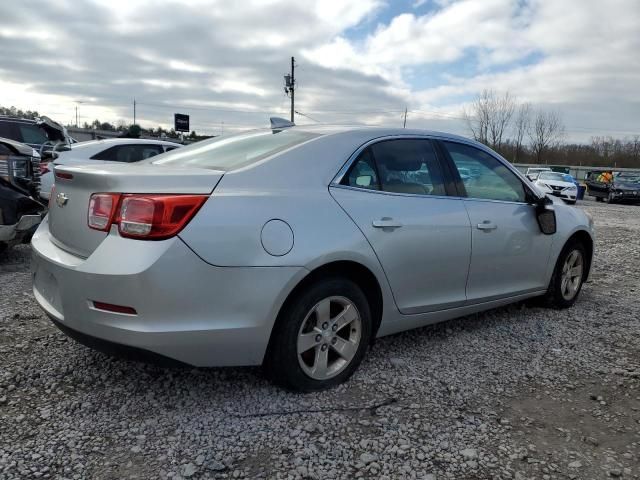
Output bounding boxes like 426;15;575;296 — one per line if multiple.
477;221;497;231
372;218;403;229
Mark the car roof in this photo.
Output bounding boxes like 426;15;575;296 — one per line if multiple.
0;116;37;125
70;138;182;150
289;124;472;142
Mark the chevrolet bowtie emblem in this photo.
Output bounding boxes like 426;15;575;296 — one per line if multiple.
56;192;69;208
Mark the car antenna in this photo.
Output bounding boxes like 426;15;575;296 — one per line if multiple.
270;117;295;132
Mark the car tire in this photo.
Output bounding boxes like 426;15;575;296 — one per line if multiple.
265;277;372;392
605;191;615;204
0;242;7;255
595;196;603;202
542;240;587;309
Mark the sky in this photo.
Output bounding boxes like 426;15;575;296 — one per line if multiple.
0;0;638;142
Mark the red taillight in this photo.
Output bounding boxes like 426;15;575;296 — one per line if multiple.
88;193;121;231
87;193;207;240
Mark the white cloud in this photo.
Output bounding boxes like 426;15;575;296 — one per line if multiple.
0;0;638;140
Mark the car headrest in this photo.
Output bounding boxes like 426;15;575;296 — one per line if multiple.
379;153;422;171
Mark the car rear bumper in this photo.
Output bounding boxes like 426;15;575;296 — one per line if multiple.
31;217;307;366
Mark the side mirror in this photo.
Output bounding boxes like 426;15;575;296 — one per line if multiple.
535;197;557;235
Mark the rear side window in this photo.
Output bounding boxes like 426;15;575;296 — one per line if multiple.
150;129;319;171
0;121;14;139
443;141;526;203
343;148;380;190
343;139;446;196
18;124;49;144
92;144;164;162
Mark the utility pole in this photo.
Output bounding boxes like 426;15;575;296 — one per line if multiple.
284;57;295;123
290;56;295;123
403;107;407;128
133;98;136;125
75;106;78;127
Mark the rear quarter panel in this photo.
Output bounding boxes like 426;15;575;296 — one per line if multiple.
178;131;399;321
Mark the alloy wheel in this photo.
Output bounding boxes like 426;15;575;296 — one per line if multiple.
560;249;584;301
297;296;362;380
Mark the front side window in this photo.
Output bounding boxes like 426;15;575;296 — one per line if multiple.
443;141;526;203
342;139;446;196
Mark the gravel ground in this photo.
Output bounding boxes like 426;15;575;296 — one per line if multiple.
1;199;639;480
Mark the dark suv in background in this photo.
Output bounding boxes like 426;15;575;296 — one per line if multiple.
0;136;44;254
585;170;640;204
0;116;73;159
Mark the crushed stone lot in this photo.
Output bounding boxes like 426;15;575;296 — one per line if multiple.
1;200;639;480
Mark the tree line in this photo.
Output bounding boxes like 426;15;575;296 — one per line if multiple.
463;90;640;168
0;105;201;140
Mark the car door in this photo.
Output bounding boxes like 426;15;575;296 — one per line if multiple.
330;138;471;314
439;140;553;302
585;172;601;196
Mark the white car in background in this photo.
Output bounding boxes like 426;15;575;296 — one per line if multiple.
40;139;182;200
525;167;551;181
533;171;578;204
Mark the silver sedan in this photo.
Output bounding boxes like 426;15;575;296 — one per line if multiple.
31;125;594;391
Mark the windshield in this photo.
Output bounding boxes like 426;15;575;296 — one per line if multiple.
149;129;320;171
538;172;566;181
616;172;640;183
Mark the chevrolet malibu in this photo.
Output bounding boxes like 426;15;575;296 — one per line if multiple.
32;125;595;391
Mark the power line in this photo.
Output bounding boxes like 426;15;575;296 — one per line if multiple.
294;110;320;123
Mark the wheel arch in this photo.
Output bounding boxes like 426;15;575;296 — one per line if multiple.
566;229;594;281
265;260;384;362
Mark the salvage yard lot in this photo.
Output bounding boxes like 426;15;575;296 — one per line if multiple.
0;200;638;480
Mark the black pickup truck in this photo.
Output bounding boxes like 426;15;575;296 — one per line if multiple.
585;171;640;204
0;137;45;254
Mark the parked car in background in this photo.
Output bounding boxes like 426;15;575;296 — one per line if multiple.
585;170;640;203
32;125;594;391
562;173;580;188
0;137;44;254
39;139;182;200
525;167;551;181
0;116;73;159
533;171;578;204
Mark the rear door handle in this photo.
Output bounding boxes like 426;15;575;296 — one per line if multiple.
372;218;403;229
477;221;497;231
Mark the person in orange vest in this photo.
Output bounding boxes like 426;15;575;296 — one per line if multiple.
598;171;613;183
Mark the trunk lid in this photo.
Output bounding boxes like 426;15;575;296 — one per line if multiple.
48;163;223;258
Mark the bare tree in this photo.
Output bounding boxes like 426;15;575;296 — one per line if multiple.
528;110;565;164
488;91;515;149
464;89;516;150
513;102;530;163
464;90;490;145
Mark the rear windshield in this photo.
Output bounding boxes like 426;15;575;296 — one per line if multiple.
149;129;320;171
